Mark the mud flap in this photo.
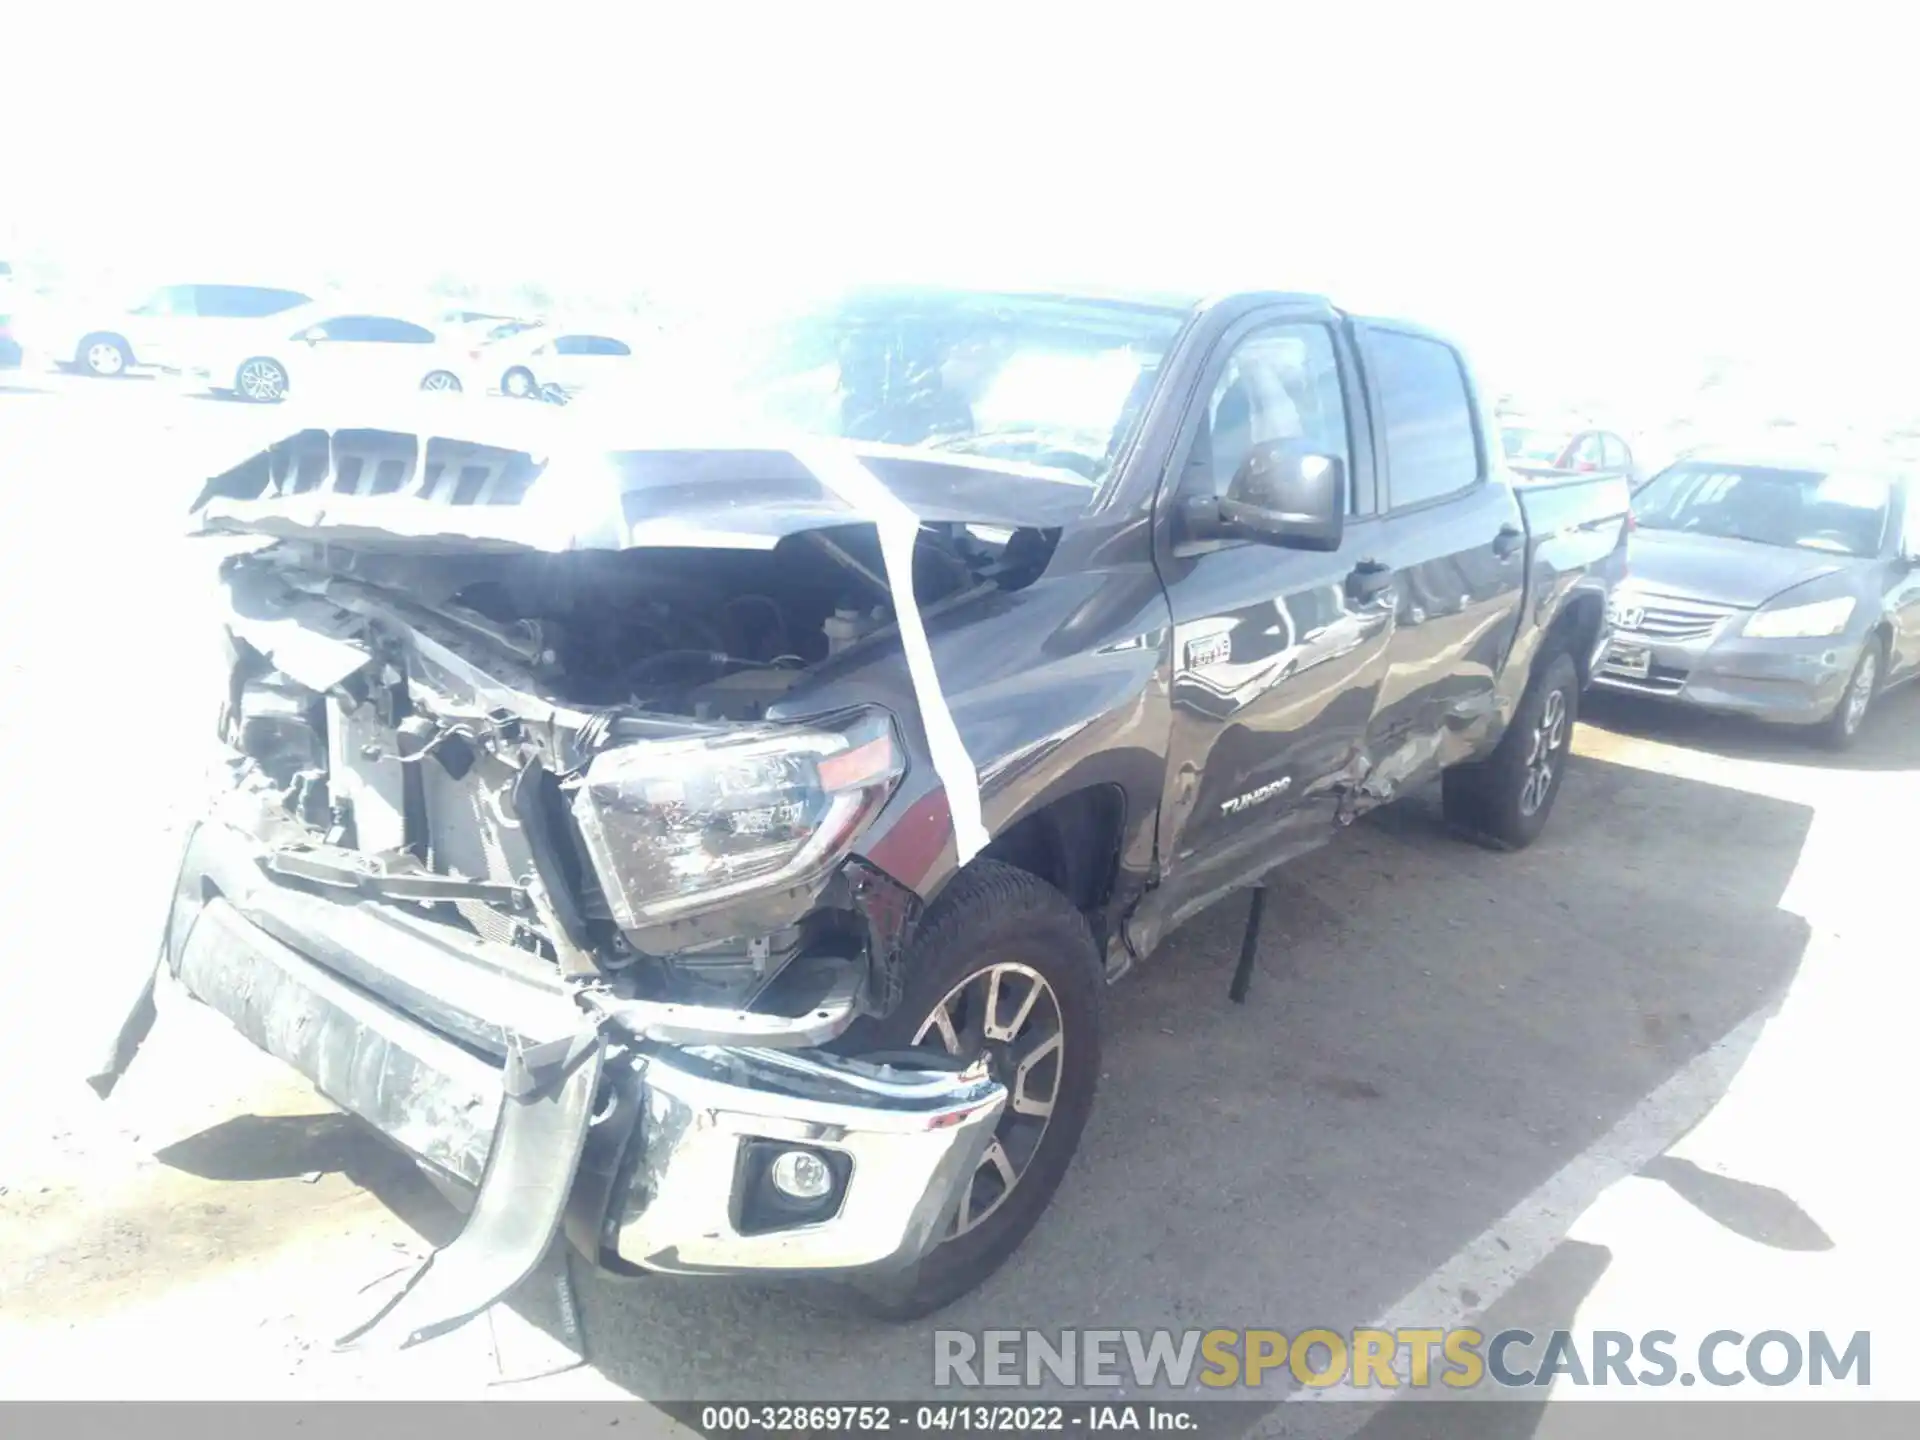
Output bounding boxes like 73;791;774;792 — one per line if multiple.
84;953;161;1100
336;1027;606;1351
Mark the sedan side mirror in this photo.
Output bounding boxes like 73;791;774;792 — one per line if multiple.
1184;441;1346;552
297;326;327;345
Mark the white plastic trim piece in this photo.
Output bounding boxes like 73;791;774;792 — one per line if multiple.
791;440;988;867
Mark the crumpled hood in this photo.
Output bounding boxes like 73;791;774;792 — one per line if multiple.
190;401;1098;554
1626;527;1858;607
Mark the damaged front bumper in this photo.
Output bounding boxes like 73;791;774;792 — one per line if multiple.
132;816;1005;1340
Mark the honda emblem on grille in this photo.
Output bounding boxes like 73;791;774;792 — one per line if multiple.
1612;603;1645;631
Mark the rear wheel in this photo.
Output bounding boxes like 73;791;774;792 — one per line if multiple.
1443;650;1579;850
502;365;536;398
838;860;1102;1319
235;357;288;402
421;370;463;393
1817;642;1880;750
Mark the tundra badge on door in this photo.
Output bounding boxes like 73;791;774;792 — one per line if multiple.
1221;776;1292;815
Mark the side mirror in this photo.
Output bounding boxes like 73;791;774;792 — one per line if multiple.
298;326;327;345
1184;441;1345;552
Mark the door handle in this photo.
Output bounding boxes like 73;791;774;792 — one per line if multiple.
1492;523;1524;558
1346;559;1395;606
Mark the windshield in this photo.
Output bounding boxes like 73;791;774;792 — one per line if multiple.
1501;427;1572;463
1633;461;1890;557
618;288;1188;487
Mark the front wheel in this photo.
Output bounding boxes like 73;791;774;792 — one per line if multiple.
837;860;1103;1319
501;365;536;398
1443;650;1579;850
78;334;132;378
421;370;463;393
1817;642;1880;750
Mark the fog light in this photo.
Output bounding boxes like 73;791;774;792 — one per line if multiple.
769;1148;834;1201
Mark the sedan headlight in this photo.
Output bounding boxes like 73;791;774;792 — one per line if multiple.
1743;596;1857;640
568;709;904;933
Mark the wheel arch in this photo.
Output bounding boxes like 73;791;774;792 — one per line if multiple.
967;784;1129;951
1546;589;1607;685
76;331;131;365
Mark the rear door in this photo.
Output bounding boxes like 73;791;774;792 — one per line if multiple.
1150;304;1395;928
179;285;311;373
120;283;199;364
298;315;437;396
1601;431;1636;480
547;334;630;392
1355;323;1528;787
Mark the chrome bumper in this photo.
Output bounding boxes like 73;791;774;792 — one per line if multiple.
146;817;1002;1329
622;1046;1004;1274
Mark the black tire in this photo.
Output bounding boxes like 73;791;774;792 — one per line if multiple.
234;356;289;403
421;370;463;393
76;333;132;378
837;860;1103;1320
502;366;536;398
1816;639;1882;751
1442;650;1580;850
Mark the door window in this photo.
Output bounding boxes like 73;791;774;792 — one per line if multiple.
321;316;435;343
1187;323;1351;508
194;285;313;318
1602;433;1633;471
129;285;197;317
1362;329;1482;507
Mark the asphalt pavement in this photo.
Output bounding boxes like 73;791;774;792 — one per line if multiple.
0;371;1911;1425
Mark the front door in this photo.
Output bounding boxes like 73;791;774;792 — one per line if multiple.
1150;309;1395;931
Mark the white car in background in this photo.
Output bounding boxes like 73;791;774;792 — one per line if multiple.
173;309;475;402
485;326;637;399
14;282;316;378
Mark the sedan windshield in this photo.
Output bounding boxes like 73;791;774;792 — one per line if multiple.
1633;461;1890;557
618;288;1188;486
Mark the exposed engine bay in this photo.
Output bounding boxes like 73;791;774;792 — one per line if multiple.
215;518;1048;1023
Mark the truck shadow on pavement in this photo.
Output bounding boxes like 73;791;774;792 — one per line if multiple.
141;740;1818;1411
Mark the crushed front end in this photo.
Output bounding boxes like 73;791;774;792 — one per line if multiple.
120;428;1030;1342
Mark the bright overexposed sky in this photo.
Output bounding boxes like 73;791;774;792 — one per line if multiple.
4;3;1912;422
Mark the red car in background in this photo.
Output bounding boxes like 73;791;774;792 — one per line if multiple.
1501;419;1642;484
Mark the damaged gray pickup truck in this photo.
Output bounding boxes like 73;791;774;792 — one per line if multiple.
98;285;1630;1337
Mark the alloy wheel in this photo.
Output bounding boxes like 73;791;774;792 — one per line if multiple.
911;961;1064;1237
238;359;286;402
1519;686;1567;817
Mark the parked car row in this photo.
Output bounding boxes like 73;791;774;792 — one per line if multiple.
4;280;644;403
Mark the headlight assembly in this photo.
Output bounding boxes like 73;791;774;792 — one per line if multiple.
568;709;904;933
1742;596;1856;640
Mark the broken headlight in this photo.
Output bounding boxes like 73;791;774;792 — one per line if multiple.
568;709;904;933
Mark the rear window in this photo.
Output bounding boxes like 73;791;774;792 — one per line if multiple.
1365;330;1482;507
